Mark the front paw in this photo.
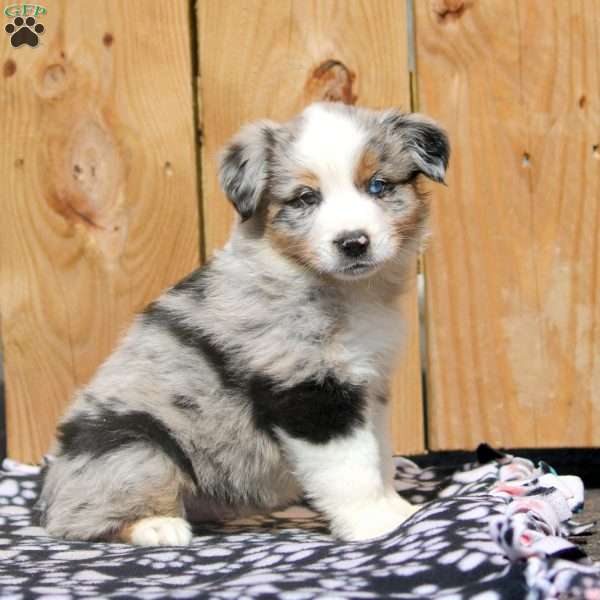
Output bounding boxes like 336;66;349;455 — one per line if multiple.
332;497;419;542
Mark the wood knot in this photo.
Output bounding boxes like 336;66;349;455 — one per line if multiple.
3;59;17;78
48;119;124;233
431;0;468;21
305;59;357;105
39;62;71;98
103;32;113;47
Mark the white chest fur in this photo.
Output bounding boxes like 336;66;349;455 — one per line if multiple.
325;298;404;386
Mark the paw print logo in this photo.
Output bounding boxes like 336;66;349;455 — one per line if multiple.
5;16;45;48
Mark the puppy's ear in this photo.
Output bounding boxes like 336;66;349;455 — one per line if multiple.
219;120;278;222
380;111;450;183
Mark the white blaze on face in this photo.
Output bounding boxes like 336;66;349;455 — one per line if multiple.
295;104;367;192
293;105;396;273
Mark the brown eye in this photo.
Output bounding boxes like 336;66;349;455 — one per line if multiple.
299;189;320;205
288;188;321;208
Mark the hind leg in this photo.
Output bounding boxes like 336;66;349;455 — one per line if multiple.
40;445;194;546
118;516;192;546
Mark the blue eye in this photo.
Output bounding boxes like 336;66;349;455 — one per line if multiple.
367;178;386;196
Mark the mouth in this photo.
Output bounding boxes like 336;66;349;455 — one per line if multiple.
334;261;380;279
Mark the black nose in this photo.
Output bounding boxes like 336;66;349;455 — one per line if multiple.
334;230;370;258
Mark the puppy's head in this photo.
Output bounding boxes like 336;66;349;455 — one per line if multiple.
219;103;449;281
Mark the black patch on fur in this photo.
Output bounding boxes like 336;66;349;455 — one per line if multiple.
57;408;199;488
142;265;210;315
248;372;366;443
168;266;210;297
146;307;365;444
409;122;450;174
172;394;199;411
144;306;233;389
73;501;91;515
263;125;276;148
225;142;244;168
383;113;450;182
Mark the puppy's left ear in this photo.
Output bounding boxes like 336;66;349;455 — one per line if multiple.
219;120;279;222
381;111;450;183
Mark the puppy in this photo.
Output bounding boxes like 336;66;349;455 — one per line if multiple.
38;102;449;545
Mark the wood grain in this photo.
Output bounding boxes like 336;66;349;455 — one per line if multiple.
416;0;600;448
0;0;201;462
198;0;424;453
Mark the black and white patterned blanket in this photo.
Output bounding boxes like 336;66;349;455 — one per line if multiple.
0;445;598;599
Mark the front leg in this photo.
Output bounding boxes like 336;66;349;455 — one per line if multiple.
278;424;417;541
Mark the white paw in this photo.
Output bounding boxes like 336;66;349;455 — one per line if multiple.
129;516;192;547
333;497;420;542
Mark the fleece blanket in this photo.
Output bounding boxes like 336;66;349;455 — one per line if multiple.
0;445;598;599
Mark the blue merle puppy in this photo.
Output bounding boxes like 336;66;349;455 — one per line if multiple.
38;102;449;545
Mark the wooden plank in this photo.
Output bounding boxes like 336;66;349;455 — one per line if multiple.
198;0;424;453
416;0;600;449
0;0;201;462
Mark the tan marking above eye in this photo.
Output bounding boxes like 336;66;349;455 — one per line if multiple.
297;169;320;190
355;148;380;188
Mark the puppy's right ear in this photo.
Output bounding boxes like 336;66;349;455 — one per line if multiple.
218;120;278;222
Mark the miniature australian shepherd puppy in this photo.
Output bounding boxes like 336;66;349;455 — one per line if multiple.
38;102;449;546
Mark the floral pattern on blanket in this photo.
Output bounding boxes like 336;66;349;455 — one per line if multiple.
0;445;597;599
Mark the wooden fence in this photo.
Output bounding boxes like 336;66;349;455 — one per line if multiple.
0;0;598;463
